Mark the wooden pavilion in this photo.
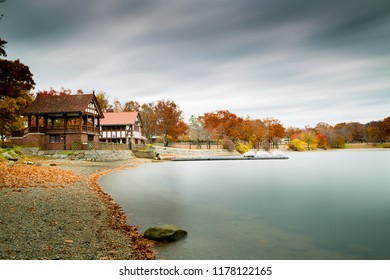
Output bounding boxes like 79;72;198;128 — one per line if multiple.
11;93;104;150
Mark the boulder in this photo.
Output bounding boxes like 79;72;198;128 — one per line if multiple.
143;225;187;242
3;152;19;161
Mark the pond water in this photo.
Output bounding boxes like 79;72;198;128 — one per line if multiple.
99;150;390;260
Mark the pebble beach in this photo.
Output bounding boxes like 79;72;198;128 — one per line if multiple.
0;158;156;260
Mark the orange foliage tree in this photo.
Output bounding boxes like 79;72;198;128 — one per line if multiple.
239;118;266;149
262;117;286;148
139;102;158;143
202;110;243;143
155;100;188;146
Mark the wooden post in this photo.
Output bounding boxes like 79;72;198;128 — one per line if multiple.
63;114;68;150
79;114;82;133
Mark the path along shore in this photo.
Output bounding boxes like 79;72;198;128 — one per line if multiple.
0;157;156;260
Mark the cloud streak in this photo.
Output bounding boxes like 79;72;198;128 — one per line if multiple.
1;0;389;127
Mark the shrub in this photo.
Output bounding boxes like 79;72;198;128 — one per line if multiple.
288;139;306;151
223;139;235;152
235;142;252;154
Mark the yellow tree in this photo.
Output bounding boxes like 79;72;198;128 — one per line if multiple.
95;91;109;112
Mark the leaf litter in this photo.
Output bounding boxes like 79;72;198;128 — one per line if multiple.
0;162;82;188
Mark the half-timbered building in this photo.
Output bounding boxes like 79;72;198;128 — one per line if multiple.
11;93;103;150
99;112;145;149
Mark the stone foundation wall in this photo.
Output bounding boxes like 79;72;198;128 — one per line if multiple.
22;149;135;162
133;145;232;159
153;146;231;156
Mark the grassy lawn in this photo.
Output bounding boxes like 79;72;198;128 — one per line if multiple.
344;143;390;149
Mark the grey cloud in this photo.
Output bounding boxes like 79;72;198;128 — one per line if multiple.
1;0;389;127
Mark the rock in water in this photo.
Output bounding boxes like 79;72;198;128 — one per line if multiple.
143;225;187;242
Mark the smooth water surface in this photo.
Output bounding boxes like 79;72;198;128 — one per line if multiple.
99;150;390;260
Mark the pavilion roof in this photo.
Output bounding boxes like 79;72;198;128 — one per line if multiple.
23;94;103;116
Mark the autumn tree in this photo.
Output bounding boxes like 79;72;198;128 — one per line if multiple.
0;39;35;142
262;117;285;148
201;111;221;141
138;102;158;143
300;129;316;150
383;116;390;141
240;117;256;143
349;122;366;143
331;132;345;148
334;122;367;143
154;100;187;147
37;88;72;96
251;119;266;149
239;117;265;149
123;101;141;112
202;110;243;143
366;120;384;144
95;91;109;112
315;122;332;136
285;126;301;142
316;134;329;149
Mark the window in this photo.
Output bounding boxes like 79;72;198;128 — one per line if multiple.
53;118;64;129
50;135;61;143
30;115;37;126
38;116;45;127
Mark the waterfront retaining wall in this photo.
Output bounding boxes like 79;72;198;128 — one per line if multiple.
21;148;135;162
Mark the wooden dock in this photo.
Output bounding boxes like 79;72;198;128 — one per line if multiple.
171;156;289;161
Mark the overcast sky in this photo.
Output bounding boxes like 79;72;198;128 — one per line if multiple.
1;0;389;128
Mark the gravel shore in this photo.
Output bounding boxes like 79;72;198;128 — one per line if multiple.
0;158;155;260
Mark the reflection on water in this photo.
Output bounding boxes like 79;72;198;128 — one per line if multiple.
99;150;390;260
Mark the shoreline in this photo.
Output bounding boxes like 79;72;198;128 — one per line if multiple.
87;158;157;260
0;157;156;260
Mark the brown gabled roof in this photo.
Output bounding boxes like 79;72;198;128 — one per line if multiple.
23;94;103;116
100;112;139;125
